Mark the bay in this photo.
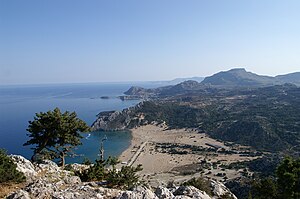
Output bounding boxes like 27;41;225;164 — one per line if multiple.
0;82;161;163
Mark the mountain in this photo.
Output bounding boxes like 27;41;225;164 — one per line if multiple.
124;68;300;98
201;68;300;87
276;72;300;85
201;68;279;87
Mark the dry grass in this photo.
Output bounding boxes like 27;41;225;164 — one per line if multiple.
0;182;26;198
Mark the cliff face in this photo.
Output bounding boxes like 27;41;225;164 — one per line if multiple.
91;102;146;131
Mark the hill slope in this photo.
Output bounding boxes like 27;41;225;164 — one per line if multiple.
93;84;300;155
276;72;300;85
201;68;278;87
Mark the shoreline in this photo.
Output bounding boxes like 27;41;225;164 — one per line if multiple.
117;124;261;186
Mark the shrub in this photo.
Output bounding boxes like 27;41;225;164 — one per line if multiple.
76;159;106;182
76;157;143;190
106;164;143;189
0;149;25;183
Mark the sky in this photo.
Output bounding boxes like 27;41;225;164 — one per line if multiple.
1;0;300;85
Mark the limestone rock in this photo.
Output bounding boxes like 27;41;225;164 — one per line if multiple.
6;155;237;199
6;190;31;199
173;186;211;199
9;155;37;180
210;180;237;199
64;176;81;184
118;186;158;199
155;186;175;199
134;186;159;199
35;159;60;173
173;196;192;199
67;163;90;173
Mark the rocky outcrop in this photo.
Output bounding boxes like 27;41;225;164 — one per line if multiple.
118;185;234;199
155;186;175;199
7;156;237;199
6;156;120;199
210;180;237;199
9;155;37;181
118;186;159;199
173;186;211;199
124;86;156;97
91;102;146;131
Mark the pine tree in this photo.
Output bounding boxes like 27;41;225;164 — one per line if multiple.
24;107;90;167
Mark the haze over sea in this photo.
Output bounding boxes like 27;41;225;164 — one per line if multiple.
0;82;160;163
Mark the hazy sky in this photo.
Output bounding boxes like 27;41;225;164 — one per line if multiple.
1;0;300;85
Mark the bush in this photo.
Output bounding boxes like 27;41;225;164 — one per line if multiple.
106;164;143;189
76;157;143;190
0;149;25;183
76;159;106;182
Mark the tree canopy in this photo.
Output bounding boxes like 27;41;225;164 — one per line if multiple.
276;156;300;199
250;156;300;199
24;107;90;167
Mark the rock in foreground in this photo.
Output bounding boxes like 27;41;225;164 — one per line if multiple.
7;155;236;199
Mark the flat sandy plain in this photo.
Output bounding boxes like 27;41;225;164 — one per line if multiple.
118;124;260;186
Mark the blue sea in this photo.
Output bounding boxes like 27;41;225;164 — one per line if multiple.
0;82;163;163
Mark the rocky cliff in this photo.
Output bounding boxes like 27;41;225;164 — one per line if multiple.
91;102;147;131
6;155;237;199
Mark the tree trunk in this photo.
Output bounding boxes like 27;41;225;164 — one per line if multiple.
60;151;65;168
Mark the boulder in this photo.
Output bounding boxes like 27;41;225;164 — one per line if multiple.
9;155;37;180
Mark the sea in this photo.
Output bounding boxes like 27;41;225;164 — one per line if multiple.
0;82;164;163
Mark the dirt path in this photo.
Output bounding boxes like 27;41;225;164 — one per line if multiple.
127;141;148;166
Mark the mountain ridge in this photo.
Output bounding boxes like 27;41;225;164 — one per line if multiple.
201;68;279;87
124;68;300;97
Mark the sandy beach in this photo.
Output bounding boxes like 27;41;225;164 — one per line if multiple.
118;124;260;186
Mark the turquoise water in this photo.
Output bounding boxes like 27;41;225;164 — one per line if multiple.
0;82;160;163
67;131;132;163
